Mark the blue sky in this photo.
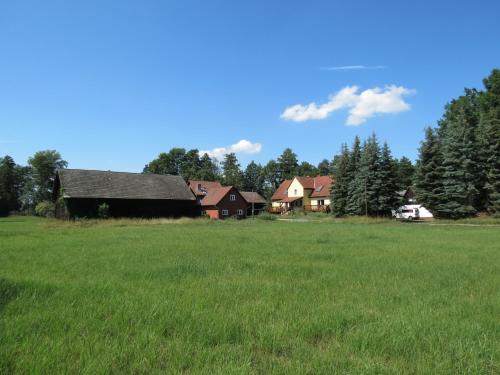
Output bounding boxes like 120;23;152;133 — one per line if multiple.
1;0;499;171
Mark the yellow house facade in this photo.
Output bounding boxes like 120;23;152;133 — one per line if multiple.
270;176;333;213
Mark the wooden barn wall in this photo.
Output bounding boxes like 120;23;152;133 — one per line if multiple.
61;198;197;219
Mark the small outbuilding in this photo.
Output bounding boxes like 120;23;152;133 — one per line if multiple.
54;169;197;218
201;186;247;219
240;191;267;216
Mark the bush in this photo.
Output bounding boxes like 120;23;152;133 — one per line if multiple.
35;201;55;218
97;203;110;219
0;197;10;217
255;212;277;221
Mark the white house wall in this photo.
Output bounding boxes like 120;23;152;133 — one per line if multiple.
311;198;331;206
288;178;304;198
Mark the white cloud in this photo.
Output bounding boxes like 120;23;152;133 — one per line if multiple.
322;65;386;71
280;85;415;126
200;139;262;160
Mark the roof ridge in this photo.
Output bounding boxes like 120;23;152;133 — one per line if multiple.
60;168;179;177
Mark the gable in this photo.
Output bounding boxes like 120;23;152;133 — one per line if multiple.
201;186;246;207
271;180;292;201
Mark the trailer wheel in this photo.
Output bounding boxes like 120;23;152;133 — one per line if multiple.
407;216;413;221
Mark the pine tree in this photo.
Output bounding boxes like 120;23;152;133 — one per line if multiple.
180;149;201;180
243;161;264;193
484;117;500;216
376;143;399;215
438;113;477;219
197;153;220;181
277;148;299;180
395;156;415;190
437;92;485;219
348;135;381;216
0;156;21;216
222;153;244;189
330;144;350;216
479;69;500;215
346;136;362;215
415;127;444;215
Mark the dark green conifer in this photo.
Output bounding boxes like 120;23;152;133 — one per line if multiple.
330;144;350;216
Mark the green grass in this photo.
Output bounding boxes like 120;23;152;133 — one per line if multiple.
0;216;499;374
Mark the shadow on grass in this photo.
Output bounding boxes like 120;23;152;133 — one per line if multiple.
0;278;56;373
0;279;21;314
0;279;23;372
0;278;54;314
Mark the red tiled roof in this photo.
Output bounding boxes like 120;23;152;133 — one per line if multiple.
310;176;334;197
295;176;315;189
240;191;266;204
188;180;222;196
200;186;233;206
271;180;292;201
293;176;334;197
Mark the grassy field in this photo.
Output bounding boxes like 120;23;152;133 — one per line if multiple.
0;217;499;374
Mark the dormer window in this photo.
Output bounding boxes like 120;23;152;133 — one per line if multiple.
315;185;323;192
197;183;202;190
230;194;236;201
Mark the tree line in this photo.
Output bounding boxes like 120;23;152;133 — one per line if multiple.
0;151;67;216
414;69;500;218
143;147;335;199
2;69;498;218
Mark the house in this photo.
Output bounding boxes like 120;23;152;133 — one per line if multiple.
200;186;247;219
54;169;197;219
270;176;333;213
397;186;416;204
240;191;267;216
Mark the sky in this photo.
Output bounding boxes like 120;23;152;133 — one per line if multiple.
1;0;499;172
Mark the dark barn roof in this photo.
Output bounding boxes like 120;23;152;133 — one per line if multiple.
57;169;195;201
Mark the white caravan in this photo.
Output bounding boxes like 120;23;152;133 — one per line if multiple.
392;204;433;220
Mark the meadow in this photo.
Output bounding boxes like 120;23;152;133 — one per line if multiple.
0;216;499;374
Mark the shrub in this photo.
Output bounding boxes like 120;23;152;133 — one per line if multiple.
255;212;277;221
97;203;110;219
35;201;55;218
0;198;9;217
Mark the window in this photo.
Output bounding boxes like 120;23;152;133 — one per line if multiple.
197;183;202;190
318;199;324;206
222;209;229;216
230;194;236;201
237;209;243;215
284;189;288;195
315;185;323;192
294;189;297;195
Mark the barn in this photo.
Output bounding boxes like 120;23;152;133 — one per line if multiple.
54;169;197;219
